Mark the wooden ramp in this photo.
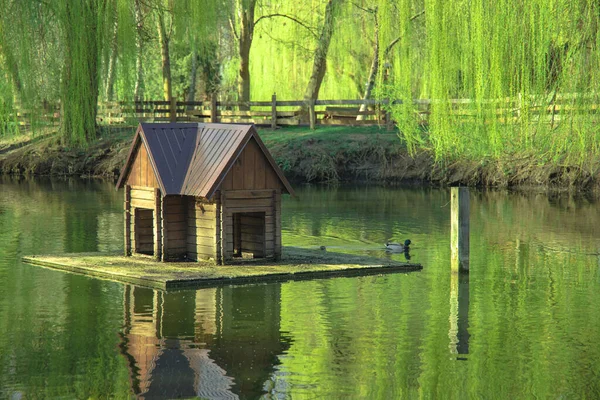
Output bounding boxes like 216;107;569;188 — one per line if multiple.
22;246;422;290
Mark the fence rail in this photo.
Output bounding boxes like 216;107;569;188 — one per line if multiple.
8;92;600;131
9;95;394;131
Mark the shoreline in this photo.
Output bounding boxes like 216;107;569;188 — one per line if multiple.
1;126;599;192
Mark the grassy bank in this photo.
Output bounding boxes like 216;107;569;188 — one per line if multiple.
1;125;599;190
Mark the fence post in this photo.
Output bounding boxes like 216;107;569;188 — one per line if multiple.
309;98;316;130
385;98;393;131
210;92;218;123
169;97;177;123
271;93;277;129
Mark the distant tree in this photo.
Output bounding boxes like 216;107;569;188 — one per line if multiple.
154;1;176;122
303;0;342;102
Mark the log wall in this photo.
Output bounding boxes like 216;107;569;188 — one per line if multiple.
162;196;188;260
187;198;218;261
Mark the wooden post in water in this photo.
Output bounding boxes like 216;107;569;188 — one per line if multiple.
451;187;470;272
271;93;277;129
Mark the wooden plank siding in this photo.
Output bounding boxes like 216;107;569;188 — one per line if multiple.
187;198;218;261
220;138;281;192
126;142;159;188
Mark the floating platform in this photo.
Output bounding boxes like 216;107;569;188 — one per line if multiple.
22;246;422;290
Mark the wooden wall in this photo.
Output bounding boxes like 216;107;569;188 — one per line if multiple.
220;138;282;191
163;196;187;260
220;189;279;262
187;198;218;261
127;142;159;188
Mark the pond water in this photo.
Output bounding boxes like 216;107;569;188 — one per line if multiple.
1;177;600;399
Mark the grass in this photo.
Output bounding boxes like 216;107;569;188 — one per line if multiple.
22;246;422;290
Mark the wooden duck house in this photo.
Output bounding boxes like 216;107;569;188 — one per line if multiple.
116;123;294;264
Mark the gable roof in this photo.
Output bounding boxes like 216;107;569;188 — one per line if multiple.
116;123;295;199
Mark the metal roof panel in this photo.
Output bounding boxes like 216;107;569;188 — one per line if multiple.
117;122;294;198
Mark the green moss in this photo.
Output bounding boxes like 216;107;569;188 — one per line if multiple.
22;246;421;290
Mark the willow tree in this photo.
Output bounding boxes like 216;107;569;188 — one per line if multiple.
153;2;176;122
303;0;342;102
133;0;146;100
379;0;600;165
232;0;256;105
0;0;109;145
172;0;220;103
104;0;119;102
58;1;107;145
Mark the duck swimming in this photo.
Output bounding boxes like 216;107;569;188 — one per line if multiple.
385;239;411;252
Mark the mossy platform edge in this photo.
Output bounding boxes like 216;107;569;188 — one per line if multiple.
22;247;422;290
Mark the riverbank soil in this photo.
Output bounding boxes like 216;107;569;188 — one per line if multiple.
22;247;422;290
1;125;598;190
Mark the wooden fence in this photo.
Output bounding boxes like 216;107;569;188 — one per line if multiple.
96;95;394;129
10;95;393;131
9;92;600;131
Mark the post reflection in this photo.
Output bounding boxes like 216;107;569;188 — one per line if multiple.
449;271;470;360
119;284;289;399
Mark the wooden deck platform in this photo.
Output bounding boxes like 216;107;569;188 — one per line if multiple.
22;246;422;290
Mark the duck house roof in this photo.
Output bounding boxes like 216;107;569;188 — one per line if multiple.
116;123;294;199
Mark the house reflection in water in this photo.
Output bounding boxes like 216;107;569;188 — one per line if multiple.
119;284;289;399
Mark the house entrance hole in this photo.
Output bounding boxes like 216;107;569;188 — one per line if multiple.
232;212;266;258
135;208;154;256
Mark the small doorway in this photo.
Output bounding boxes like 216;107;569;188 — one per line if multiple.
134;208;154;255
232;212;265;258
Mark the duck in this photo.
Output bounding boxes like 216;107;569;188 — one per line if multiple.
385;239;411;252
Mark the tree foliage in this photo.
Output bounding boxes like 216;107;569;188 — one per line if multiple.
1;0;600;162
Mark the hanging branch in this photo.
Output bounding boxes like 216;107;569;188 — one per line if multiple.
384;10;425;56
229;15;239;41
254;13;318;38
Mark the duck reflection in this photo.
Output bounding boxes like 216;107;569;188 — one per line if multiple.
119;284;289;399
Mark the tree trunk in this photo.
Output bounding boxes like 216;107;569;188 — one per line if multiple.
186;47;198;109
358;15;379;121
303;0;340;102
60;0;100;145
104;0;118;102
156;9;176;122
133;0;144;101
237;0;256;109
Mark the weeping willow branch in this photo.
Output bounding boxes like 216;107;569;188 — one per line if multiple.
384;10;424;56
254;13;318;38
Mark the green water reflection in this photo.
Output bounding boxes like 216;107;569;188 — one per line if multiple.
1;177;599;398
